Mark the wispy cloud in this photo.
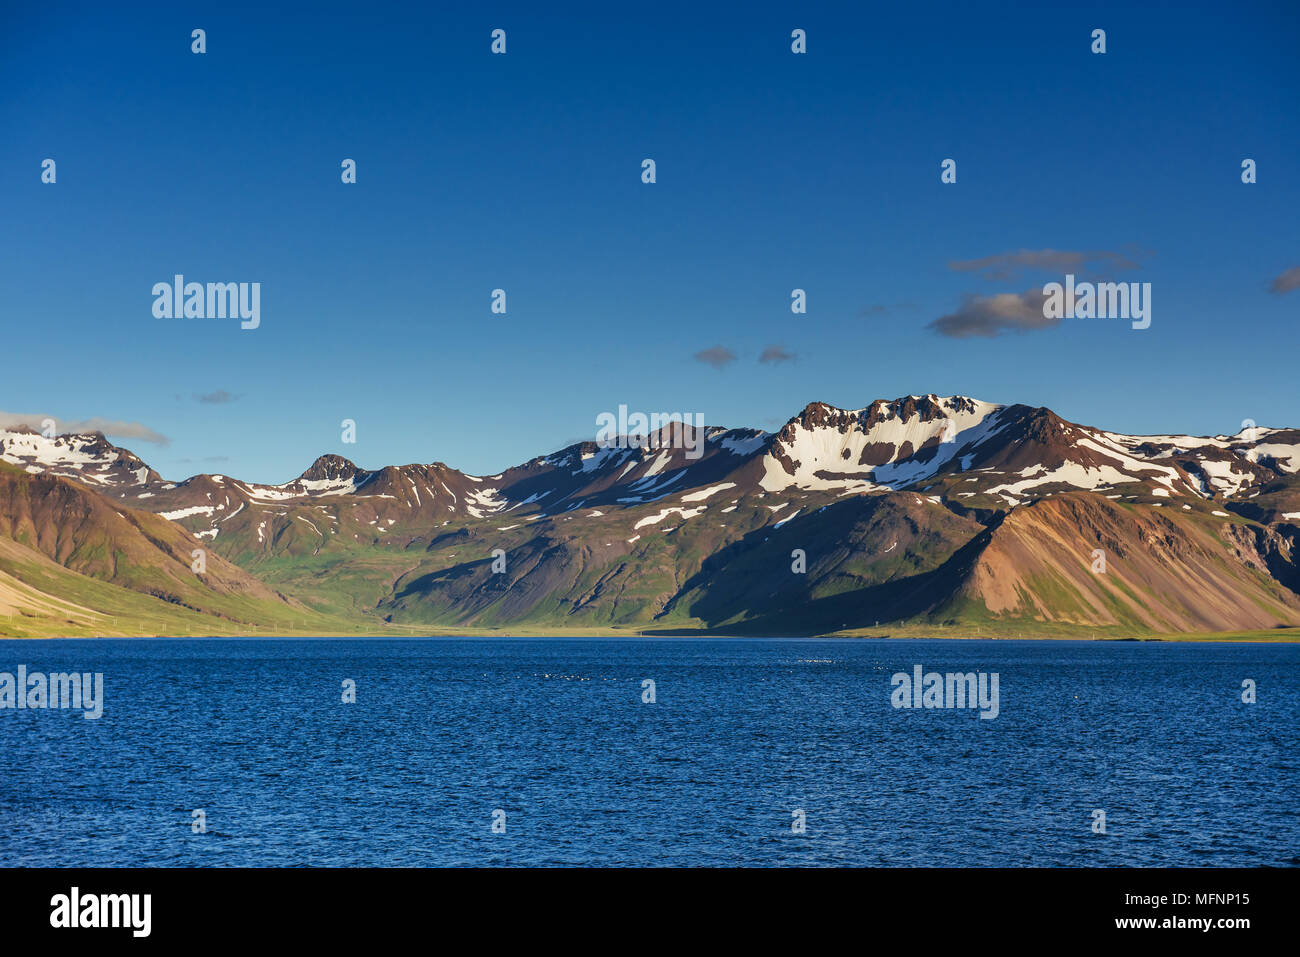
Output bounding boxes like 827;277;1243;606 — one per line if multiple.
948;248;1143;281
758;345;797;364
0;412;171;446
195;390;240;404
694;345;737;369
1269;265;1300;294
927;289;1054;338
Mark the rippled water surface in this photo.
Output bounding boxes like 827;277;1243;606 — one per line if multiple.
1;638;1296;866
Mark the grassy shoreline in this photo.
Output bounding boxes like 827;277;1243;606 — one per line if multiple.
5;624;1299;641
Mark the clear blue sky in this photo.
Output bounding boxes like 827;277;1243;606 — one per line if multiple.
2;1;1297;483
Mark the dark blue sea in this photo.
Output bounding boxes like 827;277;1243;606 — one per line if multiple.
1;638;1296;867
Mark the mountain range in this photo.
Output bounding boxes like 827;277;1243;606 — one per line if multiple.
3;394;1299;639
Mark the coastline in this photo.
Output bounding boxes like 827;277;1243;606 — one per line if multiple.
5;626;1299;642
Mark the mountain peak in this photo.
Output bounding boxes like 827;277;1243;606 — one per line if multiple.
0;427;160;487
299;454;359;482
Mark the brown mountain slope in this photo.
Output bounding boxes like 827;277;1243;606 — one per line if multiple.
0;461;292;617
0;536;102;624
955;493;1300;632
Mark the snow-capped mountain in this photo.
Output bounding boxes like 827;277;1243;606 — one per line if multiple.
6;396;1300;535
4;395;1300;638
0;427;160;488
753;395;1300;502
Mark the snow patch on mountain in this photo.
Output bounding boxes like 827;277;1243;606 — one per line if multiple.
681;482;736;502
634;506;706;529
160;505;217;521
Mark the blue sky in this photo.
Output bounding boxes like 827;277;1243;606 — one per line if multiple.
2;1;1297;483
